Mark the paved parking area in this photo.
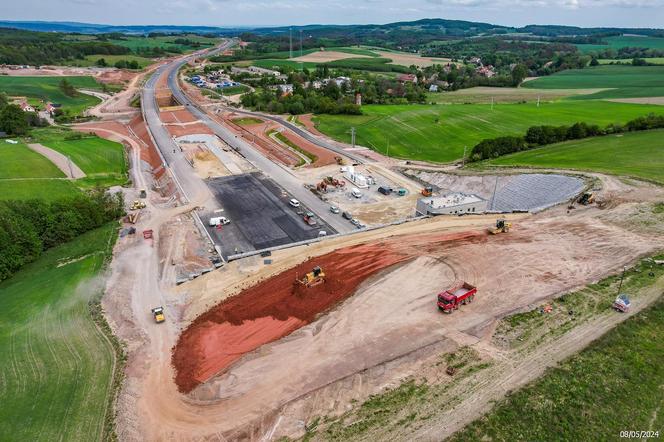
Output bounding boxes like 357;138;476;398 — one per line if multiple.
204;172;335;257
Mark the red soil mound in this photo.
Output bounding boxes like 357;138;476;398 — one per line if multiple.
172;230;486;393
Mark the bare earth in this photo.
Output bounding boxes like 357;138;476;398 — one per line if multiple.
291;51;370;63
374;50;453;67
27;143;86;179
609;96;664;105
104;151;664;440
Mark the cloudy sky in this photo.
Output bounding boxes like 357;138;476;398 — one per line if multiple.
3;0;664;28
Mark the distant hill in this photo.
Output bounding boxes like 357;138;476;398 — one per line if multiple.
0;19;662;38
0;20;247;35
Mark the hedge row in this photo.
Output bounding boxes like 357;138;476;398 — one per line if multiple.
469;113;664;162
0;189;124;282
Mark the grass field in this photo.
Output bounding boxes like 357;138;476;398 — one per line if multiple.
485;129;664;184
523;65;664;99
0;142;65;179
313;101;664;162
232;117;263;125
426;86;599;104
35;129;127;184
0;76;102;114
0;179;80;201
450;296;664;441
0;223;118;441
576;35;664;53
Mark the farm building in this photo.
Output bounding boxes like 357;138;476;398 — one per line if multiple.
416;193;487;216
397;73;418;84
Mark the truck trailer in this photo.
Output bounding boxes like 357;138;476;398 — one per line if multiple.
437;281;477;313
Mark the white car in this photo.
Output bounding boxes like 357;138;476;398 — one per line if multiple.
209;216;230;227
289;199;301;208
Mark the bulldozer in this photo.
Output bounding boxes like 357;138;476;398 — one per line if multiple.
421;186;433;197
578;192;595;205
151;306;165;323
489;218;511;235
297;266;325;288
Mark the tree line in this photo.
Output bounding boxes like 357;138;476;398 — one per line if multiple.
469;113;664;162
0;189;124;282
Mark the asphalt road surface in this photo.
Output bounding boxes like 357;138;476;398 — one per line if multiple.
164;48;354;234
204;172;335;256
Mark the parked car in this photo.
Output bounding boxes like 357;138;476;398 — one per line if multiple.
350;218;360;226
318;230;327;237
351;187;363;198
342;211;353;220
289;198;301;207
330;206;340;214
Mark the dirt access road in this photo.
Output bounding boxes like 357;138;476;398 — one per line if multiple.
107;159;664;441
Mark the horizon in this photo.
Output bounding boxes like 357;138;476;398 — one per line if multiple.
3;0;664;29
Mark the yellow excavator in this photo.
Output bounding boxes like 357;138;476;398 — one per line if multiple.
151;306;165;323
298;266;326;288
489;218;511;235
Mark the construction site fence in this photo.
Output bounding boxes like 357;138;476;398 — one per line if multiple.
226;214;431;262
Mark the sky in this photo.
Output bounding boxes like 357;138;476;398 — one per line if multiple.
2;0;664;28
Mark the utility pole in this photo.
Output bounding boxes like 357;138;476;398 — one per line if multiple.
289;28;293;59
491;96;494;110
537;95;540;108
350;127;356;149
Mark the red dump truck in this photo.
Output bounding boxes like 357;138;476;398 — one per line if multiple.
437;281;477;313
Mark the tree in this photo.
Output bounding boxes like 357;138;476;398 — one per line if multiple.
589;57;599;66
0;104;29;135
96;58;108;67
511;64;528;86
59;79;77;97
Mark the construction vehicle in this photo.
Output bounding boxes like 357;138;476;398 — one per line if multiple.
151;306;165;323
489;219;511;234
335;156;346;165
139;189;147;198
298;266;325;288
422;186;433;197
437;281;477;313
578;192;595;205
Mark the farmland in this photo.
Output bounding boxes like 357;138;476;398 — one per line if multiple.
313;100;664;162
449;296;664;442
0;142;65;179
599;57;664;65
576;35;664;53
0;76;102;114
523;65;664;99
36;129;127;186
485;129;664;184
0;224;118;441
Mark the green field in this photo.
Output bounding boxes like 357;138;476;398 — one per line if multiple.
523;65;664;99
36;130;127;184
576;35;664;53
450;295;664;441
0;142;65;179
485;129;664;184
0;223;118;441
232;117;263;125
0;76;102;114
0;179;80;201
313;101;664;162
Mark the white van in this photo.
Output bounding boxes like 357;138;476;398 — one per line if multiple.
209;216;230;227
351;187;362;198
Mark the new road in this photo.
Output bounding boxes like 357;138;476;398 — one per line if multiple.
142;40;355;243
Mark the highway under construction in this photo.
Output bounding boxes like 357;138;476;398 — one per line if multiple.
92;40;664;441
